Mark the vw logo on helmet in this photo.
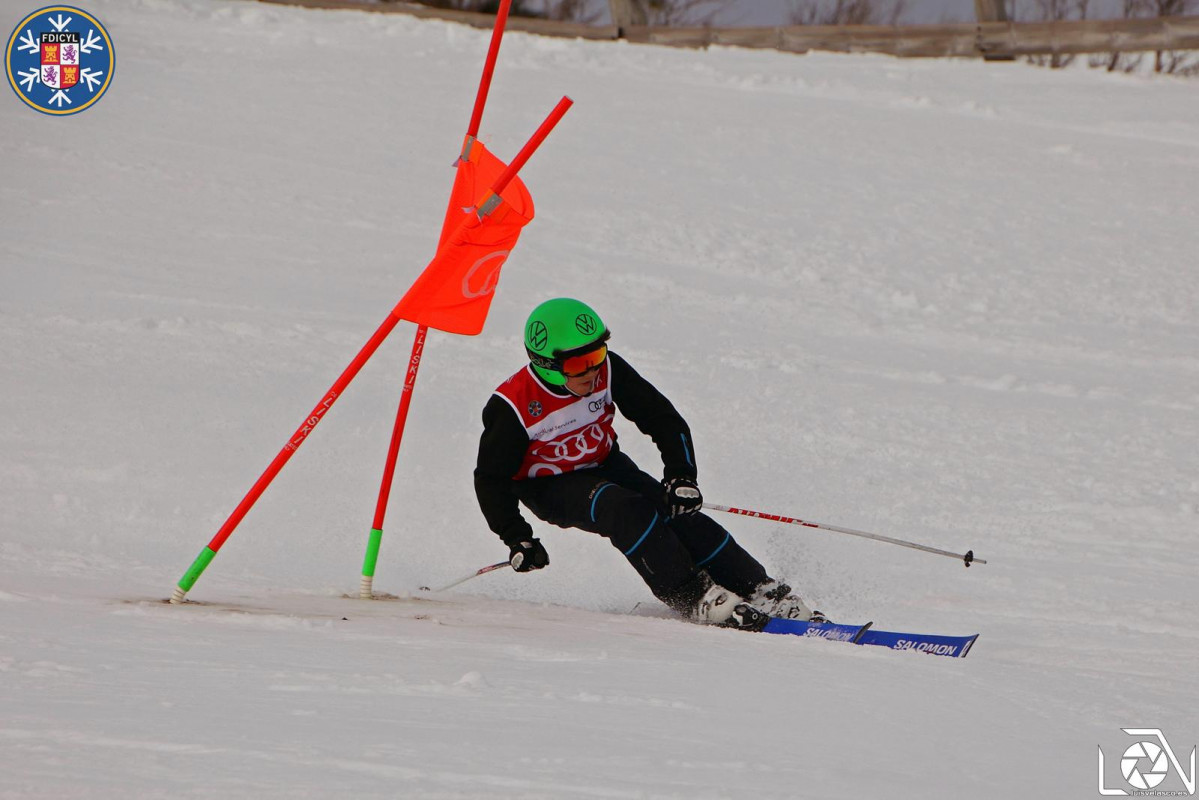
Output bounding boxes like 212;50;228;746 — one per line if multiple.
575;314;597;335
528;321;549;351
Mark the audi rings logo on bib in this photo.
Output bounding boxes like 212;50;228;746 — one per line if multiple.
525;412;615;478
6;6;114;115
532;419;611;464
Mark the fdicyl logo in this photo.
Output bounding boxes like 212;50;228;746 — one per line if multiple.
6;6;114;115
1099;729;1196;796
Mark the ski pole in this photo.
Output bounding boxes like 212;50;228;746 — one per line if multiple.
418;560;511;593
703;503;986;567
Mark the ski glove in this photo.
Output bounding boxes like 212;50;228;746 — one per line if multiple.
663;477;703;518
509;539;549;572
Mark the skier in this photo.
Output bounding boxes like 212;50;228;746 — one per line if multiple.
473;297;824;628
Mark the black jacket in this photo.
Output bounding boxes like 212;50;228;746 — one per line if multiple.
474;351;697;546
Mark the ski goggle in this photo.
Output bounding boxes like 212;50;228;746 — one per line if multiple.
560;344;607;378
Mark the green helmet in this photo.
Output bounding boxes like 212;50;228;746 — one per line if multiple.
524;298;610;386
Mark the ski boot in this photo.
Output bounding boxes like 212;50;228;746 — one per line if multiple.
750;580;827;624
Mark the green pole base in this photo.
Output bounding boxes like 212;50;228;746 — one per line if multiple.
359;528;384;599
171;546;217;603
362;528;383;578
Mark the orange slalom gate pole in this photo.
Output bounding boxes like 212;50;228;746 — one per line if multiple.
359;0;513;598
490;96;572;197
466;0;511;140
358;324;426;598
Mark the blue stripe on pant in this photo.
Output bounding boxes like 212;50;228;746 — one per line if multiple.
624;511;659;556
694;531;730;567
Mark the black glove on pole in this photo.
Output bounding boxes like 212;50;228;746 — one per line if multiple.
663;477;703;518
509;538;549;572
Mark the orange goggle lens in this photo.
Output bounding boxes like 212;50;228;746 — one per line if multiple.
560;345;607;378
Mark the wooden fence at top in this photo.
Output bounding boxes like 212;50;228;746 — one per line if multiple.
256;0;1199;60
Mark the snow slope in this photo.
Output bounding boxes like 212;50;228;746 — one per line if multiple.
2;1;1197;797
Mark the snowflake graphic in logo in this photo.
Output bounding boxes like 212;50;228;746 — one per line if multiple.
6;6;115;115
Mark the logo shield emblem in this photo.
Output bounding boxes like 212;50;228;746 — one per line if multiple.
40;33;80;89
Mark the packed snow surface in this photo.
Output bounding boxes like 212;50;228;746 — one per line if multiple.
2;1;1197;797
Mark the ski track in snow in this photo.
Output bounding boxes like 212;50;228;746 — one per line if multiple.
1;0;1197;797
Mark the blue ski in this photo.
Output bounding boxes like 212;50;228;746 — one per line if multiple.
757;618;979;658
857;628;979;658
761;618;872;642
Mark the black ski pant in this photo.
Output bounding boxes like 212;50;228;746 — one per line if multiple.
512;450;770;610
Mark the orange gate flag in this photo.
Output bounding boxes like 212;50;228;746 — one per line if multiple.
391;138;534;336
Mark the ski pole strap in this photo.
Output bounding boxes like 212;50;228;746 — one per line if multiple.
703;503;986;567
